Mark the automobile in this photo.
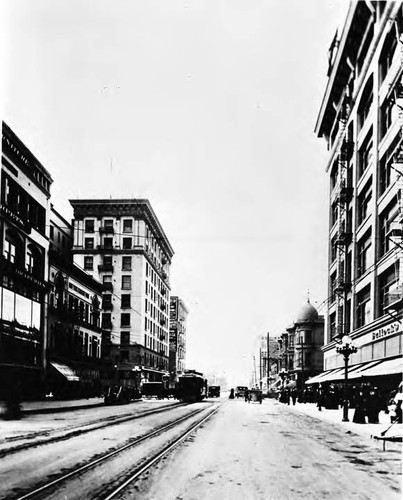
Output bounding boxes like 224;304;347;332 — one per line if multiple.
235;386;248;398
208;385;221;398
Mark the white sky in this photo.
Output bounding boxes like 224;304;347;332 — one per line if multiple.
1;0;349;386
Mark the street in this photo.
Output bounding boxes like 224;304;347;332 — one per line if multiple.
0;397;401;500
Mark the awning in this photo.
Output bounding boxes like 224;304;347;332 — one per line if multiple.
357;356;403;378
50;362;80;381
305;357;403;385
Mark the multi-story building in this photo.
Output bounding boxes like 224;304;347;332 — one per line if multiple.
169;296;188;386
47;205;104;397
69;199;174;385
0;122;52;398
276;301;324;390
314;1;403;388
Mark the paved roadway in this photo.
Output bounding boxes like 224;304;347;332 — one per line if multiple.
122;397;402;500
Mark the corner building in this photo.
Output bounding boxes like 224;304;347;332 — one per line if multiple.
0;122;52;398
70;199;174;385
315;2;403;389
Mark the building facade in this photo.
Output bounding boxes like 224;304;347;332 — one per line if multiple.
169;296;188;386
0;122;52;398
315;2;403;388
69;199;174;385
47;205;104;397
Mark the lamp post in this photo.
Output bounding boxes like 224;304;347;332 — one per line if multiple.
336;334;357;422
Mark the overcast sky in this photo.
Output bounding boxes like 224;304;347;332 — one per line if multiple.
2;0;348;385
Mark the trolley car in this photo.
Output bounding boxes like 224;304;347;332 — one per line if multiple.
176;370;208;402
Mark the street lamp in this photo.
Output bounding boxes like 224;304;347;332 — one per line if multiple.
336;334;357;422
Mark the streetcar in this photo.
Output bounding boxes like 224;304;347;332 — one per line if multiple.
176;370;208;402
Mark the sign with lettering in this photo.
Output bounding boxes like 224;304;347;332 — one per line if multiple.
372;321;401;341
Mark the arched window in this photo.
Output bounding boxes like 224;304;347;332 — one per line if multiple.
26;243;44;278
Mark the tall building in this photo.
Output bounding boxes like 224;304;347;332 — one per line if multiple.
169;296;188;385
0;122;52;398
315;2;403;386
70;199;174;385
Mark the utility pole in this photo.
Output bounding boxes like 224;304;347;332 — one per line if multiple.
266;331;270;392
259;348;262;390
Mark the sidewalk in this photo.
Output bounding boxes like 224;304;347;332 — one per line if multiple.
0;397;105;416
282;400;402;448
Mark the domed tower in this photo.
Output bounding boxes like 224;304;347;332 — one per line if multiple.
285;299;324;391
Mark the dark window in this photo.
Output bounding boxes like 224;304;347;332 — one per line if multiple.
84;256;93;270
85;238;94;249
103;237;113;249
121;331;130;345
121;313;131;327
380;96;394;139
331;202;338;227
102;294;112;308
103;275;112;284
123;219;133;233
123;237;132;249
120;350;129;362
378;265;398;317
357;181;372;225
122;256;132;270
121;294;131;309
122;276;131;290
379;201;398;257
330;236;338;263
379;27;397;83
357;230;372;277
379;136;400;196
358;77;373;131
85;220;95;233
50;226;54;240
358;131;373;178
330;273;337;303
102;312;112;326
103;255;113;266
104;219;114;229
356;286;371;328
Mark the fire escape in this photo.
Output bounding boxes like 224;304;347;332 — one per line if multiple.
385;22;403;320
333;94;354;339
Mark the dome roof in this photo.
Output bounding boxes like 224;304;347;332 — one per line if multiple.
295;301;318;323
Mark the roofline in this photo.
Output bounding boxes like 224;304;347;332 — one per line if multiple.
69;198;174;257
314;3;356;137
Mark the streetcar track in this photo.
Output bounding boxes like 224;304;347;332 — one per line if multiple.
103;404;221;500
0;402;188;458
13;402;221;500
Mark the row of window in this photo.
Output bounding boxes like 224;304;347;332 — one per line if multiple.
329;263;399;336
84;236;136;250
331;197;398;268
1;173;47;235
84;218;134;233
84;255;133;271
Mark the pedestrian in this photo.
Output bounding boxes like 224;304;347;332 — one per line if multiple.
244;388;249;402
229;388;235;399
352;391;366;424
291;388;297;406
366;387;380;424
317;384;324;412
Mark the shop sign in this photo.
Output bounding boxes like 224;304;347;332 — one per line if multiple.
372;321;401;341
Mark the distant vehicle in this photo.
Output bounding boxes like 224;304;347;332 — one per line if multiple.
141;382;170;399
176;370;208;402
235;386;248;398
208;385;221;398
104;385;140;405
248;388;263;404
